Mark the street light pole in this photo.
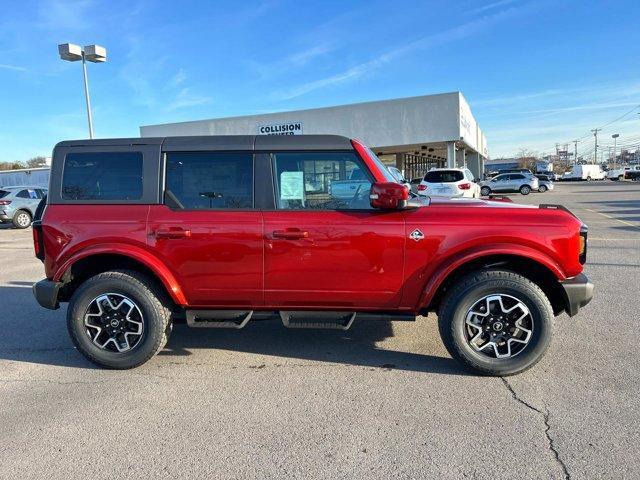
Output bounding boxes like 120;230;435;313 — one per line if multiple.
80;51;94;138
58;43;107;139
612;134;619;169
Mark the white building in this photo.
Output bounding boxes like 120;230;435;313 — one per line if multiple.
0;167;50;188
140;92;488;180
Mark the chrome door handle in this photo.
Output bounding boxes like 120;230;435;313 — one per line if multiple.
155;228;191;239
272;229;309;240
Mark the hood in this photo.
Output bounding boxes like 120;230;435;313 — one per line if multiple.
425;197;537;209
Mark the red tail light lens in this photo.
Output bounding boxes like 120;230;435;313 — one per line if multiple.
32;221;45;262
32;229;41;256
0;200;11;205
418;184;427;191
458;182;471;190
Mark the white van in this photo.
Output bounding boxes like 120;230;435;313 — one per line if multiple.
570;164;606;181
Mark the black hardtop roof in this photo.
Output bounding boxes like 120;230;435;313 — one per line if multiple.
55;134;354;151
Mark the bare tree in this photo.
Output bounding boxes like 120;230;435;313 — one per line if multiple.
516;148;538;171
26;156;48;168
0;161;26;171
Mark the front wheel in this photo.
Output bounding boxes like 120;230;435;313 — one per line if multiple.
586;176;592;181
480;186;491;196
519;185;531;195
438;270;553;376
67;270;172;369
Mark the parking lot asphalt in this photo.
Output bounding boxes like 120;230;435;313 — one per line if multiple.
1;180;638;479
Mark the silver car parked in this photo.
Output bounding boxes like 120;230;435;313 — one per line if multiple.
0;186;47;228
479;173;539;196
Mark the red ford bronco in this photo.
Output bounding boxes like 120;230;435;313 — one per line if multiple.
32;135;593;375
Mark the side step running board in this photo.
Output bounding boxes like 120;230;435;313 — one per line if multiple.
184;310;416;330
280;311;356;330
186;310;253;329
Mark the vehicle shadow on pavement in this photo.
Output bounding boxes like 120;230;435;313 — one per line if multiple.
0;284;466;375
159;320;468;376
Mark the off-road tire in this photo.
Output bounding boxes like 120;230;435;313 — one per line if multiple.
12;210;32;229
67;269;172;369
438;270;553;376
519;185;531;195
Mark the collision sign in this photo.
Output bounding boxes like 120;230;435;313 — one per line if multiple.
258;122;303;135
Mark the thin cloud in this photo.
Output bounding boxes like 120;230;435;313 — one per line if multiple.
169;68;188;87
272;3;532;100
467;0;519;15
165;88;212;111
0;63;27;72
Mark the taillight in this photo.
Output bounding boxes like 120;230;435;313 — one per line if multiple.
458;182;471;190
0;200;11;205
579;226;588;264
32;220;45;262
418;184;427;191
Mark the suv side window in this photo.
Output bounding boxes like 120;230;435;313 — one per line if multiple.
511;174;525;180
165;151;253;210
272;151;373;210
62;152;143;200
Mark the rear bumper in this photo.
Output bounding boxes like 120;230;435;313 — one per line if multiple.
32;279;63;310
560;273;594;317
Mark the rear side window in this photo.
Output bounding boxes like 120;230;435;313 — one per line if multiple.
165;152;253;209
424;170;464;183
62;152;143;200
0;190;9;199
511;174;525;180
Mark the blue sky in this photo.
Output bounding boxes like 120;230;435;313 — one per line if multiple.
1;0;640;162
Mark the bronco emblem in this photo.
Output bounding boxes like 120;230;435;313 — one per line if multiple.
409;229;425;242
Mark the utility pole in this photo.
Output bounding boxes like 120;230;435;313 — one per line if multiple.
612;134;619;169
591;128;601;165
573;140;579;165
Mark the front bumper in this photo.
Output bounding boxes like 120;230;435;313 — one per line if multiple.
560;273;594;317
33;279;63;310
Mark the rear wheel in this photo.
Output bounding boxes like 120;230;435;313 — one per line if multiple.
12;210;31;229
438;270;553;376
67;269;172;369
586;176;592;181
519;185;531;195
480;186;491;196
539;184;548;193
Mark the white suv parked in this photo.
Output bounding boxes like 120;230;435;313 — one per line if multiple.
417;168;481;198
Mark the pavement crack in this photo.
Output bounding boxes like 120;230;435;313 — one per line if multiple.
501;377;570;480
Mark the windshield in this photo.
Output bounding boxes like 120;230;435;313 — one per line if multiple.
424;170;464;183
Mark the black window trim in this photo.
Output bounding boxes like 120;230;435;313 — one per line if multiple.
48;144;161;205
162;150;257;212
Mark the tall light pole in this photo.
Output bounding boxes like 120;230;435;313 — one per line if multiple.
612;133;619;168
58;43;107;139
